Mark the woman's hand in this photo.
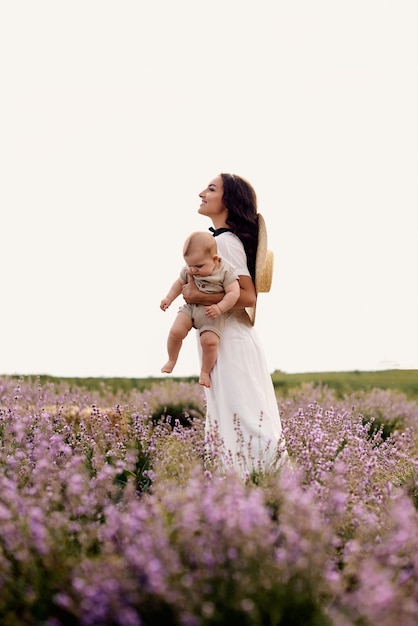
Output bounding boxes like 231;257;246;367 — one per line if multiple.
182;273;256;308
181;274;202;304
182;272;223;306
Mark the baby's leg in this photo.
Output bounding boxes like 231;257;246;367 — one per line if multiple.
199;330;220;388
161;312;193;373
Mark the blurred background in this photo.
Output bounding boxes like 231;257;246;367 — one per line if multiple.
1;0;417;378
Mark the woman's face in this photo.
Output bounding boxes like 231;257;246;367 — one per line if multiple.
198;175;227;221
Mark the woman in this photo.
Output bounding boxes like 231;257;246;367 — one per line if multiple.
182;173;287;476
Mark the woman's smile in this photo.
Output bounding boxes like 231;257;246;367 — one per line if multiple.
197;175;227;226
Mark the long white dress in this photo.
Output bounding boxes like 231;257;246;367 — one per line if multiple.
201;231;287;476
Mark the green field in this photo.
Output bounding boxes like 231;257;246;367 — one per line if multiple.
270;369;418;400
5;369;418;401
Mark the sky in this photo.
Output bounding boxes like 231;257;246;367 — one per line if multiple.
1;1;417;379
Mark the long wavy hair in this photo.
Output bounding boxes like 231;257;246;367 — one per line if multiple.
220;173;259;281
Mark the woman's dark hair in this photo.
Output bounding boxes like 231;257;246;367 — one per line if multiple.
221;173;259;280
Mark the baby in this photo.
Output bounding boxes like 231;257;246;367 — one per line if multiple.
160;231;240;387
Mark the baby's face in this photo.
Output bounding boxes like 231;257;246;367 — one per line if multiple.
184;251;217;277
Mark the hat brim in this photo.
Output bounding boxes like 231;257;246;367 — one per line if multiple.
246;214;274;325
255;214;273;293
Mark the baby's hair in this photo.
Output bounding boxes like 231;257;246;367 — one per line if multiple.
183;231;217;258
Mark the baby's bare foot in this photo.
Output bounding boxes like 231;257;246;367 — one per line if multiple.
161;360;176;374
199;371;211;388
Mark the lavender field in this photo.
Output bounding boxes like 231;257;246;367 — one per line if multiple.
1;375;418;625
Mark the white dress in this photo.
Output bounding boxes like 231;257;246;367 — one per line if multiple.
201;231;287;475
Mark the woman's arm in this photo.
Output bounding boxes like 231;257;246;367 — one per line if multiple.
182;274;256;308
235;274;256;308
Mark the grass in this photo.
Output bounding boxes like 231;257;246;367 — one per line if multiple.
271;369;418;401
3;369;417;401
1;374;199;395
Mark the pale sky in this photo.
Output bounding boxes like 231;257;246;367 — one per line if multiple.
1;1;417;378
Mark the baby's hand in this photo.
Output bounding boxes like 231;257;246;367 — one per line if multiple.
160;298;170;311
205;304;221;319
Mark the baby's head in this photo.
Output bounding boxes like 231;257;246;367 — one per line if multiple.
183;232;218;277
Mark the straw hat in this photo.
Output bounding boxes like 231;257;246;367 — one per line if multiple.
246;213;274;325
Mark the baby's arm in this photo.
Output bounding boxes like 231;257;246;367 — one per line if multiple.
160;277;186;311
205;279;240;319
183;273;256;308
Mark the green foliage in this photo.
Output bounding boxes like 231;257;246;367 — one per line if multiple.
271;369;418;401
3;374;199;396
151;402;204;428
4;370;417;401
114;439;153;495
400;469;418;510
